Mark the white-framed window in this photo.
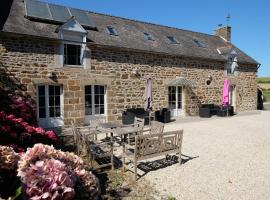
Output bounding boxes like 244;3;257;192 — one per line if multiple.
85;85;106;116
226;50;238;75
37;85;64;128
58;18;87;68
64;43;83;66
226;56;237;74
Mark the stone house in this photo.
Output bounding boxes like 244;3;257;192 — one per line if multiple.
0;0;259;128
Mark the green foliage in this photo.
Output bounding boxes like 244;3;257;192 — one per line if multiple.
263;90;270;102
167;196;177;200
12;187;22;200
257;77;270;83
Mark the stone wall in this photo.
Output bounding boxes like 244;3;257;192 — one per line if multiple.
0;34;258;126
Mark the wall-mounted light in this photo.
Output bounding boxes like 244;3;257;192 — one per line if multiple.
206;75;213;85
47;71;58;82
132;68;141;78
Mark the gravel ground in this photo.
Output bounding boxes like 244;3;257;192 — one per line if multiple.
142;110;270;200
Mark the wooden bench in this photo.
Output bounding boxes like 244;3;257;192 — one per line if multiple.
122;130;184;180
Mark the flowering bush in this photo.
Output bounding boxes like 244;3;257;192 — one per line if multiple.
18;144;100;200
0;146;20;199
0;81;58;152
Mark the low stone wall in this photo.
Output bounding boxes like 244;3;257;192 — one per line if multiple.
0;34;258;125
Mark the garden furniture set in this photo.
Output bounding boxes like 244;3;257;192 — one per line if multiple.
71;117;184;180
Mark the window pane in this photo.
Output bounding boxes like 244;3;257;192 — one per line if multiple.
49;96;54;106
169;102;176;109
49;107;55;117
95;105;100;114
55;107;61;117
100;106;104;114
38;86;45;96
85;107;92;115
39;96;45;107
39;107;46;118
94;85;100;94
95;95;99;105
49;85;54;95
85;86;91;95
85;95;92;106
55;96;60;106
100;95;104;105
85;85;92;115
99;86;105;94
64;44;81;65
55;86;60;95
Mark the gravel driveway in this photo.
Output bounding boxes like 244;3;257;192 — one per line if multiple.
142;111;270;200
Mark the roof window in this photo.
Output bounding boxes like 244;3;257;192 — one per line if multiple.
167;36;179;44
107;26;118;36
144;32;155;41
194;39;205;48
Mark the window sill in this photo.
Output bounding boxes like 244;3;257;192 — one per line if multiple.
63;65;84;68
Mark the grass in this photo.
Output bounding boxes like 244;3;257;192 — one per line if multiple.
263;90;270;101
257;77;270;83
167;197;177;200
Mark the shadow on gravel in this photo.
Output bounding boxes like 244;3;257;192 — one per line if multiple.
137;154;199;177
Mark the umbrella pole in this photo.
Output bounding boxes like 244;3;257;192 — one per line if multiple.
149;110;151;126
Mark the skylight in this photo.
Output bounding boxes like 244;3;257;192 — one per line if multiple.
144;32;155;41
107;26;118;36
194;39;205;48
167;36;179;44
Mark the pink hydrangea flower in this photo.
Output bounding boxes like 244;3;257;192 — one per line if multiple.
18;144;100;200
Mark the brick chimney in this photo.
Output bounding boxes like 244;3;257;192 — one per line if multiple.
215;26;231;42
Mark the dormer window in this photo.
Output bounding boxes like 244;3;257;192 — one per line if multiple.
194;39;205;48
226;50;238;75
144;32;155;41
107;26;118;36
167;36;179;44
58;17;87;67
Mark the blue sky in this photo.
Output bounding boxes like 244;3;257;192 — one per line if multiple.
44;0;269;77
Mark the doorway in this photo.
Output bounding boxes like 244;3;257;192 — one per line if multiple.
168;86;183;117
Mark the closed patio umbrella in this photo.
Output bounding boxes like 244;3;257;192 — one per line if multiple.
222;78;230;107
222;79;230;116
144;76;152;110
144;76;152;124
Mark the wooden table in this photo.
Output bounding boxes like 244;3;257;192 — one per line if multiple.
100;122;142;144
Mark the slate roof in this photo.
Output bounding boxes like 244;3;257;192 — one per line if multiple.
0;0;259;65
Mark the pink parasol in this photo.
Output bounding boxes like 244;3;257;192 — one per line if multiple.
222;79;230;107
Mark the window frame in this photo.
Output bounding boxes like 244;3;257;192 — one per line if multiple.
36;85;63;121
144;32;155;41
85;85;106;116
64;43;83;66
107;26;118;36
226;56;237;75
167;36;179;44
61;41;85;68
193;39;205;48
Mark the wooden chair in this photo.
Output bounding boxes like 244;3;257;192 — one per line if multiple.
122;130;184;180
75;126;114;170
148;121;165;134
89;117;108;139
126;117;145;145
